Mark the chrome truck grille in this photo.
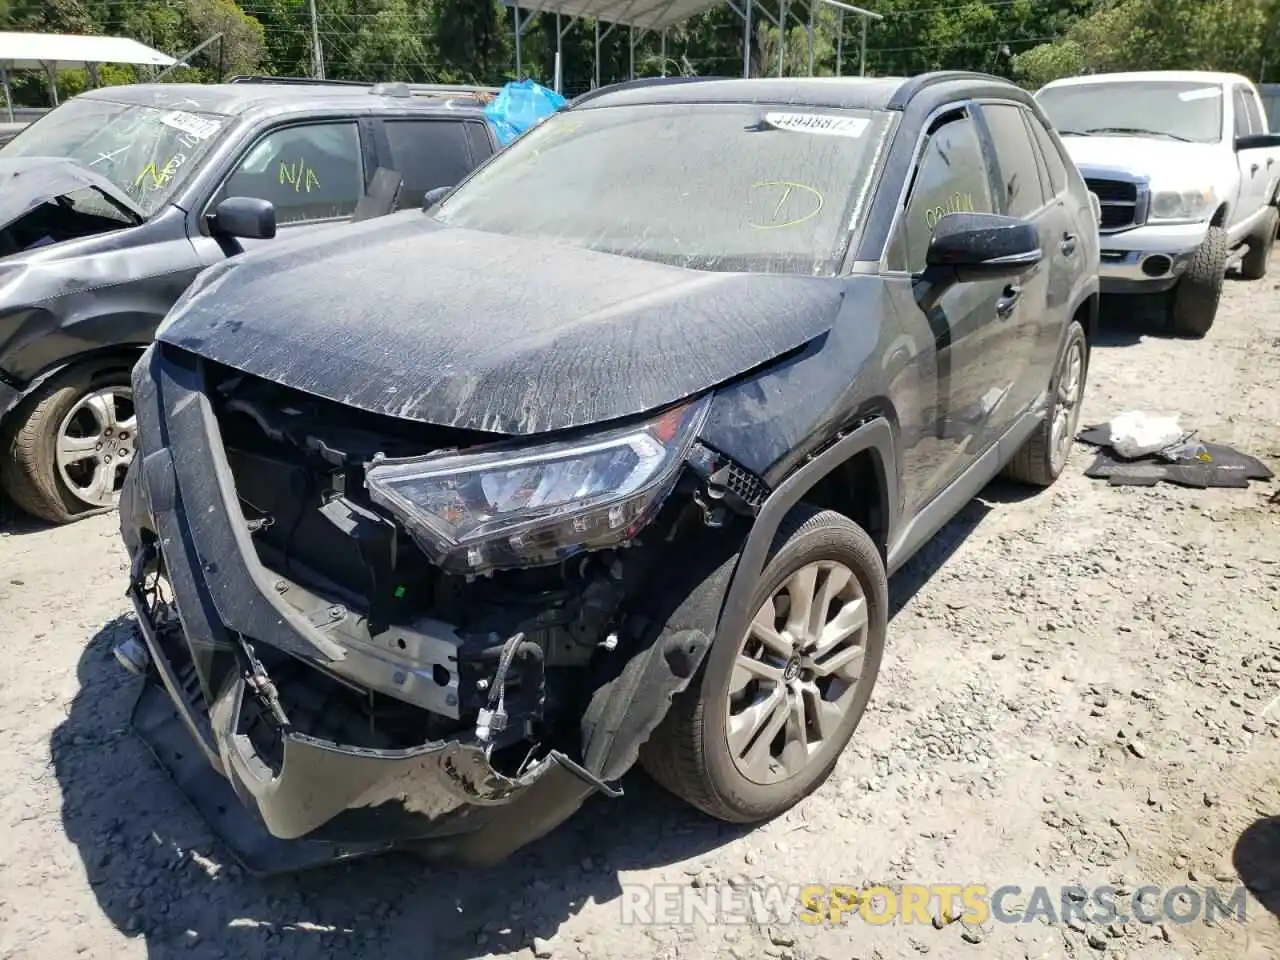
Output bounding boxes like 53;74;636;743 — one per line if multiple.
1084;174;1149;233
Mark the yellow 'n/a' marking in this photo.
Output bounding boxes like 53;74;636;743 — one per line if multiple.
279;159;322;193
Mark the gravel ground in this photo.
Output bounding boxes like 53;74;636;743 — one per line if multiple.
1;265;1279;960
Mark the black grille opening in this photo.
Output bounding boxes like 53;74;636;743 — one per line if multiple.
1099;206;1136;230
1086;178;1137;203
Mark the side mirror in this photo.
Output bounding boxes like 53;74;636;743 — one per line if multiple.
208;197;277;240
422;185;452;211
924;212;1042;284
1234;133;1280;152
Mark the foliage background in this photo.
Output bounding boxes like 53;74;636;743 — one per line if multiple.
2;0;1276;105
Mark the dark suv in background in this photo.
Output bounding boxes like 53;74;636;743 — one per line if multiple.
0;78;500;524
117;71;1100;871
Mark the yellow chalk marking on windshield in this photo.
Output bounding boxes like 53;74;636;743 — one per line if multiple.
134;155;184;191
747;180;824;229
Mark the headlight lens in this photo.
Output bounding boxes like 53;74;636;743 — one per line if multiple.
365;394;711;575
1149;186;1216;222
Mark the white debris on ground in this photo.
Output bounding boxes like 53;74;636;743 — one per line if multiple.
1;266;1278;960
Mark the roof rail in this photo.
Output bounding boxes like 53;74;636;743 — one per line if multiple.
569;74;735;108
887;70;1014;109
370;81;502;100
225;75;371;87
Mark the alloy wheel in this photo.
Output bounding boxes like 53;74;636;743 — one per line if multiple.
726;560;871;786
56;386;136;508
1050;340;1085;470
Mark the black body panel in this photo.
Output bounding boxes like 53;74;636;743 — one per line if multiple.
158;215;846;436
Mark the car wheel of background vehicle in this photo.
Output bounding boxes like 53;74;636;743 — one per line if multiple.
1239;207;1278;281
1002;320;1089;488
1167;226;1227;338
640;505;887;823
0;360;136;524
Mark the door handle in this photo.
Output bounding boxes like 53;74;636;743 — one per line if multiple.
996;284;1022;318
1269;157;1275;167
1252;163;1261;174
1061;232;1078;255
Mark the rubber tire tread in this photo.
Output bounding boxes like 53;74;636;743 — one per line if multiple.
1002;321;1089;488
0;362;130;524
1168;226;1228;338
640;505;887;823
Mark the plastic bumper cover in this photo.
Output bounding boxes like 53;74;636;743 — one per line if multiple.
117;348;620;873
1098;221;1209;294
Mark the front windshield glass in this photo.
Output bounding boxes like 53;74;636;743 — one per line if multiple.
433;102;893;275
1036;81;1223;144
0;97;230;217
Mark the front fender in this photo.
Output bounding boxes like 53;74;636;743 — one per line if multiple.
711;417;897;670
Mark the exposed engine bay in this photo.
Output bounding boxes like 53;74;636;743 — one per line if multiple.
0;186;139;258
119;349;768;868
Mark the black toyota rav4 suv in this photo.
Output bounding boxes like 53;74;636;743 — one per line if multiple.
118;71;1100;872
0;78;499;524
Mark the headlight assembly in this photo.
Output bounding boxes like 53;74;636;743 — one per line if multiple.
1149;186;1216;223
364;394;712;575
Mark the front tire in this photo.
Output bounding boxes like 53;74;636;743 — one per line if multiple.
641;506;887;823
1167;226;1227;338
1003;320;1088;488
0;360;136;524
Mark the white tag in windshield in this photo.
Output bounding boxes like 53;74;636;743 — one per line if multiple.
763;112;869;138
1178;87;1219;102
160;110;223;141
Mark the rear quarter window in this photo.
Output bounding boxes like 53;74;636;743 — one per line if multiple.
981;102;1049;218
382;119;480;208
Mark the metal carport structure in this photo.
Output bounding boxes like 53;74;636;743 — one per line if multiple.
0;32;176;121
503;0;881;93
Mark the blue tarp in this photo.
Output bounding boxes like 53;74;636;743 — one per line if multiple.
483;79;567;146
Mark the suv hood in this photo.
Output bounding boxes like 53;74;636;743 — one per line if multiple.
1059;135;1224;180
0;156;143;230
158;214;845;436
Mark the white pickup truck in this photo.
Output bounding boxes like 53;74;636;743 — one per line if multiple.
1036;71;1280;336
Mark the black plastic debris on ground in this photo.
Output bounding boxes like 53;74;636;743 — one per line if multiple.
1076;424;1275;489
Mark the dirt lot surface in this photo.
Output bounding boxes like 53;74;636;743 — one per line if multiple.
1;265;1279;960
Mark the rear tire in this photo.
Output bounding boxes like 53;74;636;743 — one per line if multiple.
640;506;886;823
1239;207;1278;281
0;360;136;525
1167;226;1227;338
1003;320;1088;488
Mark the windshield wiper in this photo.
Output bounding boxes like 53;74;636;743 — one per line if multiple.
1055;129;1088;137
1084;126;1193;142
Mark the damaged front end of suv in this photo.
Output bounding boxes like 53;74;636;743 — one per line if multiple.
115;80;901;872
118;337;772;872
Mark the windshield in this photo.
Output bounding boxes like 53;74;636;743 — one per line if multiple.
433;103;893;275
0;97;230;217
1036;81;1223;144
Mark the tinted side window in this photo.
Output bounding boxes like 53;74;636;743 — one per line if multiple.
384;120;475;208
982;103;1048;218
465;122;495;165
1243;91;1265;136
1234;88;1254;136
1027;112;1068;197
888;111;997;272
214;122;364;225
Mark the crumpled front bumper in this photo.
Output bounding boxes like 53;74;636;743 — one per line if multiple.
118;345;621;873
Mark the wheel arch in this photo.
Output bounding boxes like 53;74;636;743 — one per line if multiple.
714;418;898;666
1;345;147;422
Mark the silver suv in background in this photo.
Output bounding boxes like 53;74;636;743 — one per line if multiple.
1037;71;1280;337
